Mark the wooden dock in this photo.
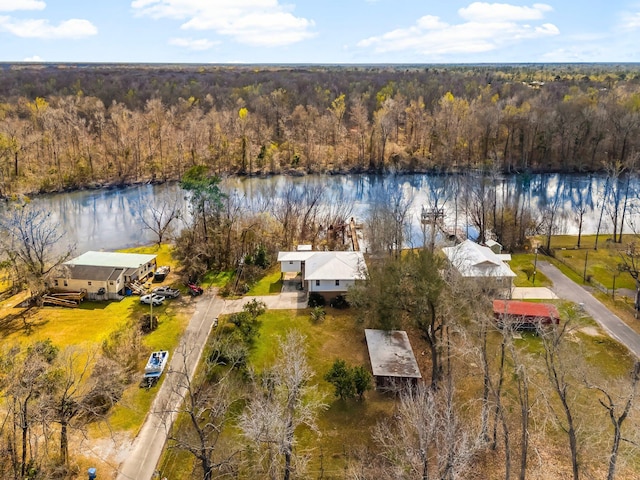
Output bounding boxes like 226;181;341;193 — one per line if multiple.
349;217;360;251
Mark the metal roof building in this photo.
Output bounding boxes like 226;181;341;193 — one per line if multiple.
493;300;560;330
365;329;421;389
66;251;157;269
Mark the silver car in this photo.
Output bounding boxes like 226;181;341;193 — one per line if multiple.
140;294;165;306
151;286;180;299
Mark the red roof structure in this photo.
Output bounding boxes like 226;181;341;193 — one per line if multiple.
493;300;560;329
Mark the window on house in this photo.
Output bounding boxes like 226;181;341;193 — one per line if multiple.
315;280;320;286
54;280;58;287
63;280;68;287
335;280;340;286
110;281;114;285
289;261;294;264
88;281;92;286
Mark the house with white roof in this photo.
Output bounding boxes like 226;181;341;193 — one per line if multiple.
49;251;157;300
441;239;516;297
277;250;367;301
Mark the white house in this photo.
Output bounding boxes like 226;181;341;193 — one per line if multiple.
277;250;367;300
50;251;157;300
441;239;516;296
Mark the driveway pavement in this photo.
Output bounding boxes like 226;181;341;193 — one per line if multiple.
511;287;558;300
537;261;640;358
115;287;307;480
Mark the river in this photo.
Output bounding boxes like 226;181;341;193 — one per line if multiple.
23;172;637;253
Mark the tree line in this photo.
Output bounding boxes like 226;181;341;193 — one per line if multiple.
1;64;640;196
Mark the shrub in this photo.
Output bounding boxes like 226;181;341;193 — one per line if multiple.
324;359;373;401
308;292;325;307
324;359;355;400
310;306;326;324
329;294;349;309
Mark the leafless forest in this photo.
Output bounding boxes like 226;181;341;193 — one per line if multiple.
1;63;640;196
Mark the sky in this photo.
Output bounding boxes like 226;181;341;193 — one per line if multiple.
0;0;639;64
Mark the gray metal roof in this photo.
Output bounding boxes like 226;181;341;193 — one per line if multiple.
62;265;121;281
65;251;156;269
365;329;422;379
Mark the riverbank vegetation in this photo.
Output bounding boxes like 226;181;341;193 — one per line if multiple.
1;64;640;195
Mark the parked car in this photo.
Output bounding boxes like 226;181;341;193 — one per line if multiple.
187;283;204;296
151;286;180;299
140;294;165;306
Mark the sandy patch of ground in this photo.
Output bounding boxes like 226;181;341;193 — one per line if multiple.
579;326;602;337
77;431;133;478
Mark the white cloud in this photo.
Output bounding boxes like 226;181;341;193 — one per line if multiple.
459;2;552;22
169;37;218;50
357;2;558;56
23;54;43;61
0;0;46;12
620;11;640;30
0;17;97;38
131;0;316;46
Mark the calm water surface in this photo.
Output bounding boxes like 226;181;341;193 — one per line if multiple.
24;173;637;253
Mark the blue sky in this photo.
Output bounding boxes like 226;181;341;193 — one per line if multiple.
1;0;639;63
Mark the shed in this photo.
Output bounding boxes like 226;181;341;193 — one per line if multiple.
493;300;560;330
365;329;422;389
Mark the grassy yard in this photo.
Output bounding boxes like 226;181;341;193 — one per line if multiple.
538;234;637;291
0;243;196;477
250;308;395;477
158;307;396;479
510;253;551;287
245;266;283;296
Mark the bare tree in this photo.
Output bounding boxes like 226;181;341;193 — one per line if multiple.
138;193;183;245
586;361;640;480
373;381;479;480
0;202;75;294
239;331;326;480
540;319;581;480
365;177;414;257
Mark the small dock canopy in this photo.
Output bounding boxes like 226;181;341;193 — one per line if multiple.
365;329;421;389
493;300;560;330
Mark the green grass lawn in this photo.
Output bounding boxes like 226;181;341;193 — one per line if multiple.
538;234;637;291
245;267;283;296
202;270;234;288
510;253;551;287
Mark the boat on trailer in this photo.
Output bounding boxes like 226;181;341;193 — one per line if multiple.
144;350;169;379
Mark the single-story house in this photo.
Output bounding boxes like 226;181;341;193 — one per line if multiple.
49;251;157;300
442;239;516;296
365;329;422;390
277;250;367;301
493;300;560;330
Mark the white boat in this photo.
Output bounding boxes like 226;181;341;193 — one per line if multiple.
144;350;169;378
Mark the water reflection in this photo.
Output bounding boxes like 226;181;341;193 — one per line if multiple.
14;172;636;253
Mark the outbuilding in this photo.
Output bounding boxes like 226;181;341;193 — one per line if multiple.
493;299;560;330
365;329;422;390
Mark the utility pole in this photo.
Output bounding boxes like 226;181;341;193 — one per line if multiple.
532;247;538;285
583;250;589;283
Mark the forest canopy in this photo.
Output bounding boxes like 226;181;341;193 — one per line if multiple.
0;63;639;195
